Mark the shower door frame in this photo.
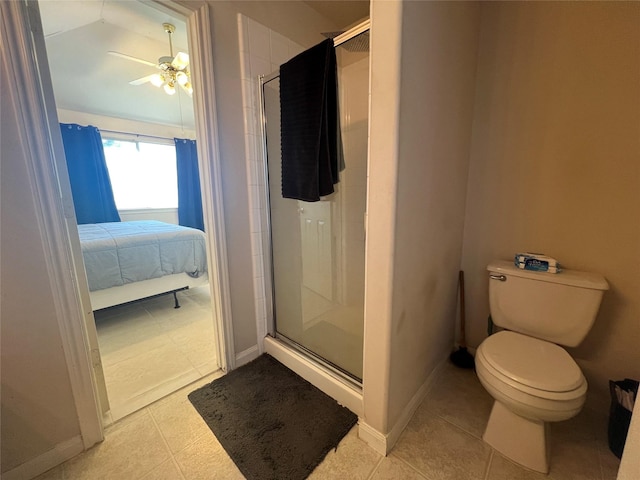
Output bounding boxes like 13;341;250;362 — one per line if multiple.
259;19;371;389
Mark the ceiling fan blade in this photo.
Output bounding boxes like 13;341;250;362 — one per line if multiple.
108;51;157;68
172;52;190;70
129;75;157;86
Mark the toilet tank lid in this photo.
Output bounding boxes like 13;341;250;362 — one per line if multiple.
487;260;609;290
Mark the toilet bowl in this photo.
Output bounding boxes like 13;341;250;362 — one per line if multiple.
476;331;588;473
477;331;587;420
477;261;608;473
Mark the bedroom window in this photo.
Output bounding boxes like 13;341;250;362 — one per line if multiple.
102;139;178;210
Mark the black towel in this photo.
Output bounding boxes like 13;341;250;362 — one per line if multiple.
280;39;344;202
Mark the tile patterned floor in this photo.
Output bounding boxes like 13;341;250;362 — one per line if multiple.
94;285;218;421
35;358;620;479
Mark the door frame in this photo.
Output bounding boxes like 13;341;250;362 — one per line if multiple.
3;0;233;452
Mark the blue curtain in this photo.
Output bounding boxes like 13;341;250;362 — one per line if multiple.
175;138;204;231
59;123;120;224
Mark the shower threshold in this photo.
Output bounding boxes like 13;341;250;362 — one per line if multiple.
264;335;364;417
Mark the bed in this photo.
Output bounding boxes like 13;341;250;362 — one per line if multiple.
78;220;208;310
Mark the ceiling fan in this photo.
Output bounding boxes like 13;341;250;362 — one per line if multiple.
109;23;192;97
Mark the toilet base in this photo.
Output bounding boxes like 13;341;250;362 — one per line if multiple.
483;400;550;473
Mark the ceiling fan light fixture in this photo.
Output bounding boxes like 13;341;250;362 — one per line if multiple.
172;52;190;71
176;71;188;86
150;73;164;87
164;82;176;95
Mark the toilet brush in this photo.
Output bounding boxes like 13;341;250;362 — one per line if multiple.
450;270;475;369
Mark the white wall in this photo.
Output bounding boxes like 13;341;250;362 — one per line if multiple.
1;39;81;474
364;0;481;437
56;109;196;141
387;0;481;430
118;208;179;224
460;1;640;410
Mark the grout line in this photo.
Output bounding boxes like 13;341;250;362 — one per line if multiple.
168;456;188;480
391;453;431;479
433;410;486;441
365;456;385;480
483;449;494;480
147;407;187;480
170;429;217;461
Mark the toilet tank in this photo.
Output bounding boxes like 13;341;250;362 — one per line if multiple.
487;260;609;347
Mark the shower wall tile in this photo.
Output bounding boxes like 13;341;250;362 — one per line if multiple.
251;232;262;255
270;31;290;66
241;79;254;106
289;40;304;58
250;56;271;77
237;14;249;53
252;146;266;182
238;14;303;345
257;184;267;205
256;297;267;321
253;258;265;279
243;136;256;168
258;191;270;234
252;275;265;298
249;185;261;211
253;167;264;196
243;108;258;136
250;209;262;233
247;18;271;61
248;156;260;187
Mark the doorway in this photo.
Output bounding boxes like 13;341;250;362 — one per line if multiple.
38;0;223;422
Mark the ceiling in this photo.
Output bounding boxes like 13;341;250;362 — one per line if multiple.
302;1;369;29
39;1;369;131
40;0;194;130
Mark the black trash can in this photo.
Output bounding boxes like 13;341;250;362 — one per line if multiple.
608;378;639;459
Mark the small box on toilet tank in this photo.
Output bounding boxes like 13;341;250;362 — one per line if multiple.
515;252;561;273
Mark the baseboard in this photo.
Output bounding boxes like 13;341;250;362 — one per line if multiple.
386;358;445;451
235;344;260;368
2;435;84;480
358;420;388;455
359;356;447;455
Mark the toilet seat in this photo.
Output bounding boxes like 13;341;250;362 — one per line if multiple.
476;331;587;401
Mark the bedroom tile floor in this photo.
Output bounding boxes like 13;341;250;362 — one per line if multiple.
35;360;620;480
94;285;218;421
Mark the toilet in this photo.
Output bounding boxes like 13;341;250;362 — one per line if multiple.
476;260;608;473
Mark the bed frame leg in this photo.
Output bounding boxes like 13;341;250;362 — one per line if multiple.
173;291;181;309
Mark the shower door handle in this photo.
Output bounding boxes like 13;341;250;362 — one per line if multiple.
490;274;507;282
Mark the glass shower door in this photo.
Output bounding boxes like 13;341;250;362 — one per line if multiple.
262;34;369;381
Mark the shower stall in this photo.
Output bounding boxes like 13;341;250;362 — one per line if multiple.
261;22;370;393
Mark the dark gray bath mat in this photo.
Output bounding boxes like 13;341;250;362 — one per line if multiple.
188;354;357;480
